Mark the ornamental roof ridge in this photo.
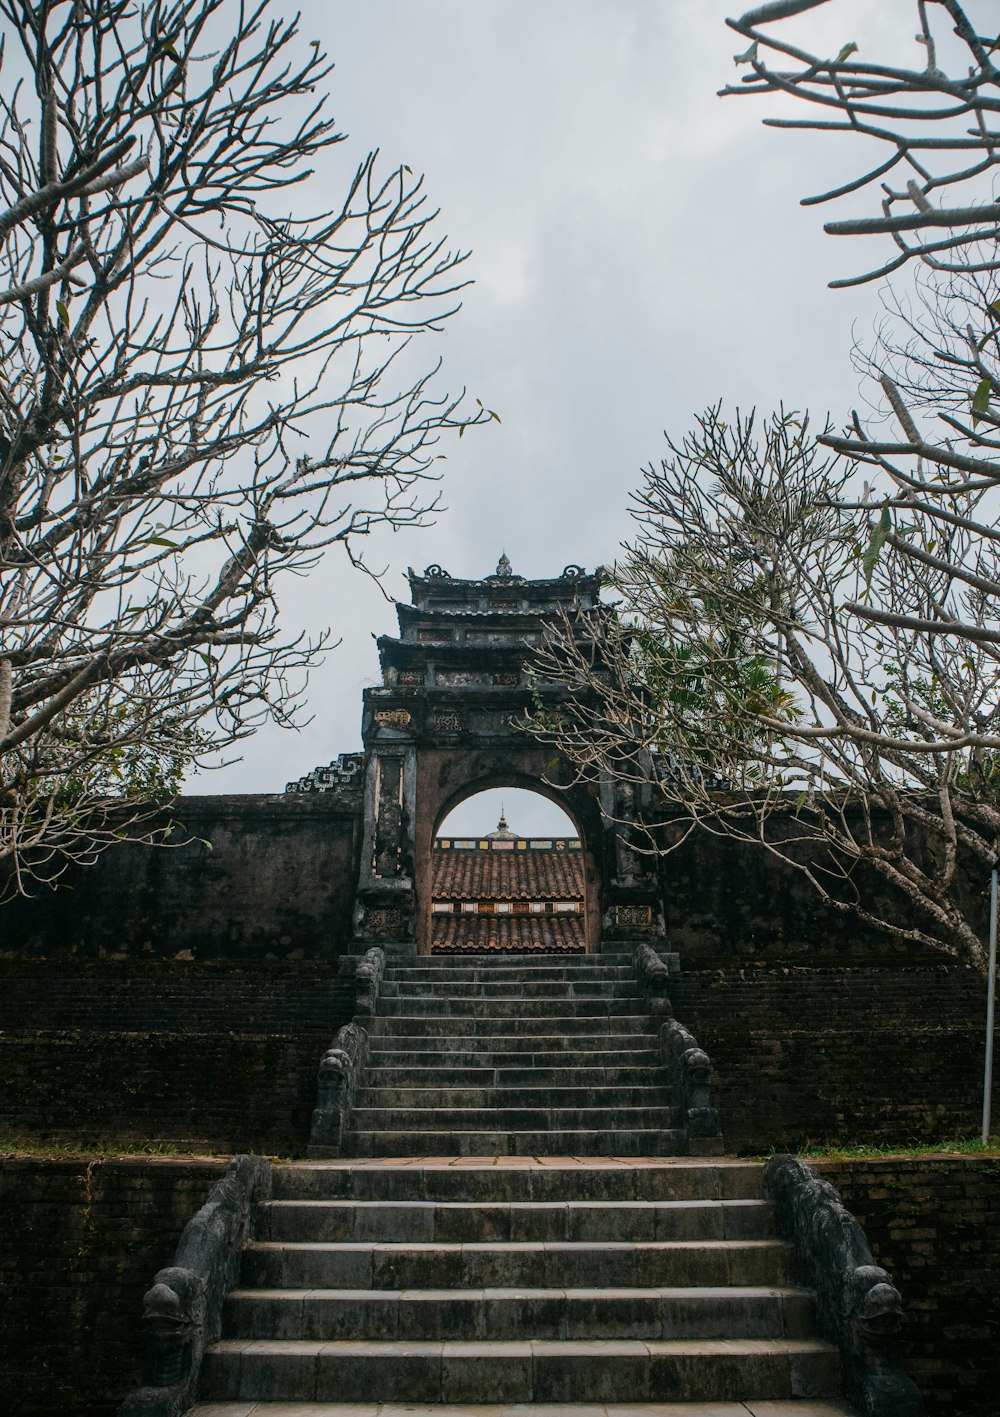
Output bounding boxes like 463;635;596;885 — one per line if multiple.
406;561;603;589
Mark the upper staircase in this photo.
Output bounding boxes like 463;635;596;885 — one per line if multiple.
342;951;686;1157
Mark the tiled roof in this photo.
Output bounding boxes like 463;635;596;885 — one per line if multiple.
431;848;584;901
430;914;586;953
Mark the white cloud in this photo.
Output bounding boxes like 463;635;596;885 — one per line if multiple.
194;0;932;804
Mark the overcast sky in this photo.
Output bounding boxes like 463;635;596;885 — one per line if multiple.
190;0;908;832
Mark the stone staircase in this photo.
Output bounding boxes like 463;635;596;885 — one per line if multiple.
341;952;688;1157
194;1158;852;1413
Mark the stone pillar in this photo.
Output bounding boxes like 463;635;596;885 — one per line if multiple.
599;762;665;945
354;733;418;953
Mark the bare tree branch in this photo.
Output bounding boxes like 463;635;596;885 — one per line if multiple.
0;0;487;893
529;407;999;973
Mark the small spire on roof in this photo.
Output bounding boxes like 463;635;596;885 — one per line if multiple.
486;805;516;841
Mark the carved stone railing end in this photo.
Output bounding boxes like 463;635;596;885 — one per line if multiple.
764;1155;924;1417
308;1020;370;1157
659;1017;722;1152
354;946;386;1017
633;940;672;1014
118;1153;271;1417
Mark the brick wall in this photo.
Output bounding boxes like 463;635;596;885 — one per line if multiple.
0;961;354;1154
0;1158;227;1417
671;964;986;1151
818;1156;1000;1417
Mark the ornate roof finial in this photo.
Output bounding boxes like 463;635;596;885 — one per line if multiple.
495;552;513;578
486;805;516;841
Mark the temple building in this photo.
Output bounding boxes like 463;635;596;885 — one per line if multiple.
429;812;586;953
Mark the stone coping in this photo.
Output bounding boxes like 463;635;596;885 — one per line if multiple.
281;1157;761;1169
189;1400;856;1416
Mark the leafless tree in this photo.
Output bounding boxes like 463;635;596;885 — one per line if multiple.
532;3;1000;971
530;407;999;972
724;1;1000;657
724;0;1000;289
0;0;486;893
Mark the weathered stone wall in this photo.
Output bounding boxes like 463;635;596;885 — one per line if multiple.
659;822;987;966
0;961;354;1153
2;794;362;962
1;796;361;1153
817;1156;1000;1417
0;1157;227;1417
671;965;986;1151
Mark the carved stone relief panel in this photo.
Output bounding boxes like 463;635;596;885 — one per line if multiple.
365;905;403;932
373;756;404;878
435;669;491;687
431;710;464;735
374;709;413;729
469;708;516;736
614;904;653;931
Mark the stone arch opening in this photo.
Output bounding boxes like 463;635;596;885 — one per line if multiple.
416;766;602;955
438;786;577;840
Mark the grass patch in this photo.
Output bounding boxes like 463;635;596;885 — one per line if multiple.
786;1136;1000;1161
0;1135;235;1160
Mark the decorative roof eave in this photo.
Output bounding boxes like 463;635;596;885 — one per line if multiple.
396;603;559;625
391;605;613;646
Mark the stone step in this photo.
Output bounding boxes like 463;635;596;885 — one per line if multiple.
375;997;649;1016
190;1402;857;1417
368;1015;659;1038
223;1281;813;1340
379;979;643;997
365;1064;668;1088
355;1085;674;1110
380;953;638;970
200;1335;839;1405
271;1162;765;1203
385;965;638;983
367;1036;662;1060
341;1128;688;1158
259;1198;776;1243
240;1239;794;1290
346;1105;682;1132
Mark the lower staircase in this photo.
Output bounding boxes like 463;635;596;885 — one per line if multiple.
196;1157;850;1413
345;951;686;1156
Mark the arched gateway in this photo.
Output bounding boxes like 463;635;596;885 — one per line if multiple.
291;558;665;955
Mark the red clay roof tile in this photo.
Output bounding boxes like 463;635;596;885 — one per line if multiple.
431;847;584;900
430;913;586;953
